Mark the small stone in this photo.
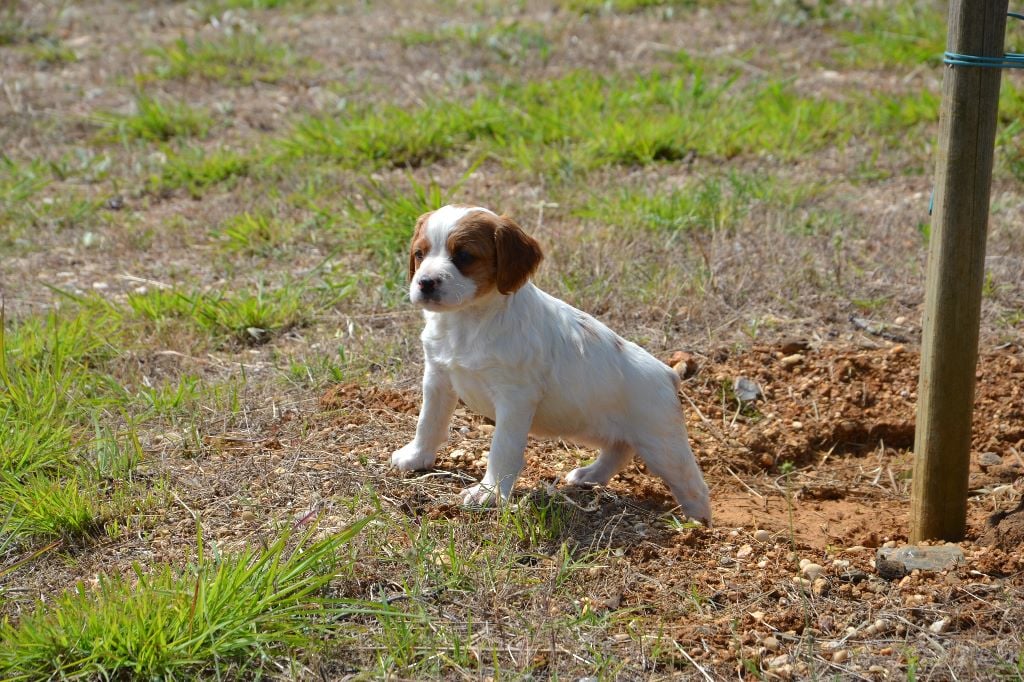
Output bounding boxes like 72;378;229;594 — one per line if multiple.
978;452;1003;468
768;653;790;668
868;665;887;674
780;353;804;368
876;544;965;580
737;544;753;559
240;510;256;522
799;558;811;569
669;351;698;378
929;617;950;634
751;610;765;622
779;338;810;354
879;647;893;656
754;529;771;543
762;635;780;651
478;424;495;434
904;593;928;607
733;376;763;402
889;344;906;355
450;448;467;461
802;562;823;580
791;420;803;430
812;578;829;596
831;649;849;664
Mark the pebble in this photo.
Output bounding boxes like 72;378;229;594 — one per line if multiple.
240;510;256;522
780;354;804;368
868;665;887;675
450;448;467;461
478;424;495;434
791;420;803;430
762;635;780;651
801;562;824;580
929;617;950;634
737;544;753;559
889;344;906;355
831;649;849;664
811;578;829;596
768;653;791;668
978;452;1002;468
754;529;771;543
750;610;765;622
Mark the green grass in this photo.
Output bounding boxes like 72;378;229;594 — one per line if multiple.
26;37;78;66
397;19;553;63
0;522;372;680
150;146;251;198
563;0;706;13
214;210;298;255
97;95;211;142
126;285;313;345
0;306;135;543
145;33;312;84
576;171;821;235
831;0;945;68
280;68;938;177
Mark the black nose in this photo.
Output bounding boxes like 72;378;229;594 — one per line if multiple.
418;276;438;294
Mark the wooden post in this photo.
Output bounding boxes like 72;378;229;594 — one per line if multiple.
911;0;1008;542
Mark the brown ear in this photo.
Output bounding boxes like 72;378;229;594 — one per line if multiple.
408;212;431;282
495;215;543;294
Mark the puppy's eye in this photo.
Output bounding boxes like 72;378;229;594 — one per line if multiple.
452;251;474;267
414;250;424;261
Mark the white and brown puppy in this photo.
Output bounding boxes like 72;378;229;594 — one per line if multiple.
392;204;712;524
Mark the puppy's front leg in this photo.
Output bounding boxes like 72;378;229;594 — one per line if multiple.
460;399;536;506
392;363;457;471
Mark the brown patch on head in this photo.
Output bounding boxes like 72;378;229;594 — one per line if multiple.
408;211;432;282
445;212;500;297
444;210;544;298
494;214;543;294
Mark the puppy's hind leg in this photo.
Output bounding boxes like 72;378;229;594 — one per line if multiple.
565;442;633;487
633;434;712;525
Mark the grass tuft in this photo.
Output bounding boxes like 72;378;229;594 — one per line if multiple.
151;146;251;198
0;521;372;680
127;285;311;345
145;33;313;84
97;95;211;142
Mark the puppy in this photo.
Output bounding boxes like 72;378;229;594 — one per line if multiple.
391;205;712;524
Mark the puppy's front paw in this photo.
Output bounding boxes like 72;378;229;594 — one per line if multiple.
565;464;610;487
459;483;501;506
391;442;435;471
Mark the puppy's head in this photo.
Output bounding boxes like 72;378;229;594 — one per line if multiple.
408;205;543;311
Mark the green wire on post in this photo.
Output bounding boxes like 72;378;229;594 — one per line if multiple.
943;11;1024;67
